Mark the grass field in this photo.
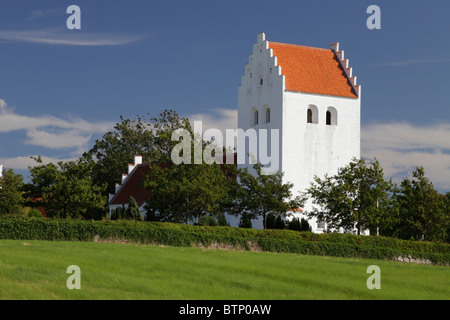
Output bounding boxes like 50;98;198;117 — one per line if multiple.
0;239;448;300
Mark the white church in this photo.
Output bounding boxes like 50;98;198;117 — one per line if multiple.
110;32;361;233
235;32;361;231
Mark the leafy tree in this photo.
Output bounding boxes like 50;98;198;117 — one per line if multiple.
393;167;448;242
83;110;192;196
126;196;143;220
143;161;233;224
306;158;394;235
266;213;276;229
110;197;142;220
25;157;106;219
111;206;126;220
238;214;252;228
142;110;236;224
287;217;311;232
197;214;219;226
0;168;24;215
232;163;304;229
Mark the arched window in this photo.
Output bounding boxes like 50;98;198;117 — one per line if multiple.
253;109;259;125
326;111;331;125
264;107;271;123
326;107;337;126
307;105;318;124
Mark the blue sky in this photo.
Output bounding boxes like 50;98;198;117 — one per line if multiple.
0;0;449;191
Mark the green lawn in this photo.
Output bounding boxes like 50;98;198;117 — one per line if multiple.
0;239;448;300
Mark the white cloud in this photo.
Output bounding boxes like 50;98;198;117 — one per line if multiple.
189;108;238;131
0;98;114;158
0;29;144;46
362;122;450;191
188;108;238;149
0;155;78;171
26;9;61;21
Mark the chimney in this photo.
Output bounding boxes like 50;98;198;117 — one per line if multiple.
134;155;143;166
128;163;135;174
115;183;120;193
122;173;128;182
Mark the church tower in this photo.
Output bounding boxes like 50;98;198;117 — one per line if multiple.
237;33;361;232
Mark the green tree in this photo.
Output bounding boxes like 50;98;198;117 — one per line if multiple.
238;214;252;228
0;168;24;215
26;157;106;219
306;158;394;235
143;161;233;224
232;163;304;229
126;196;142;220
287;217;311;232
83;110;192;197
393;167;448;242
142;109;236;224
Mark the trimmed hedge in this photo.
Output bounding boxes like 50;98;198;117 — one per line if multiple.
0;217;449;265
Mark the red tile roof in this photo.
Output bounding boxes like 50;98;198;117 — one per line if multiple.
110;164;152;207
268;42;357;98
110;153;238;207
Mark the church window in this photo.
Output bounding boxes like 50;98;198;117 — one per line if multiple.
326;111;331;125
317;220;325;229
307;105;318;124
326;107;337;126
265;108;270;123
253;109;259;125
260;78;263;85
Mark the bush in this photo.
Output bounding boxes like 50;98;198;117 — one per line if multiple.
28;208;43;218
0;217;448;265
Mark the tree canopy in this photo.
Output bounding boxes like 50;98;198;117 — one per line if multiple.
83;110;192;196
231;163;305;229
392;167;448;242
306;158;394;235
25;157;106;219
0;168;24;215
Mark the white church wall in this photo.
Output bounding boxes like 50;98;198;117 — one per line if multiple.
281;90;361;232
237;32;284;175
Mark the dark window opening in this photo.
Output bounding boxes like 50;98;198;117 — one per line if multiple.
254;110;259;125
260;78;263;85
307;109;313;123
326;111;331;125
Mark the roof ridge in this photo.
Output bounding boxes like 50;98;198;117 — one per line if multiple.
268;41;330;51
